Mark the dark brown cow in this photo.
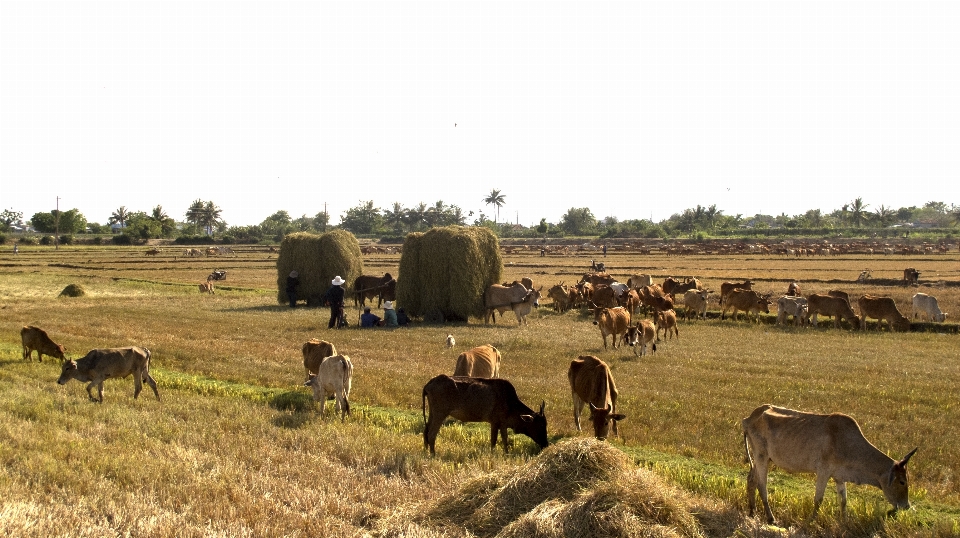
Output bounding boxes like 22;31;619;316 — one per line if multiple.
302;339;338;382
591;306;630;349
579;272;616;288
590;285;618;309
21;325;66;362
57;346;160;403
858;295;911;332
807;294;860;329
903;268;920;286
787;282;801;297
567;355;625;440
638;285;673;315
353;273;394;307
453;344;501;378
721;289;771;323
421;375;548;455
484;281;529;324
719;280;753;306
662;277;702;297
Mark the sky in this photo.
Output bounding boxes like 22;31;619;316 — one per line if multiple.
2;2;959;229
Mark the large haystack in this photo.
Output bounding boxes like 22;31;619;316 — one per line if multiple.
396;226;501;322
276;230;363;306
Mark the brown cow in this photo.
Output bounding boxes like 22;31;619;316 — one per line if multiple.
623;320;657;357
638;285;673;315
421;375;548;455
743;404;917;524
721;289;771;323
57;346;160;403
453;344;501;378
807;294;860;329
198;281;214;294
590;285;618;309
302;339;338;382
903;268;920;286
662;277;701;297
858;295;911;332
567;355;625;439
484;281;529;324
547;283;570;313
579;272;616;288
656;309;679;340
719;280;753;306
591;306;630;349
21;325;66;362
786;282;800;297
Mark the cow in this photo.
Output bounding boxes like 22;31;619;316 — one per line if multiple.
591;306;630;349
903;268;920;286
548;283;571;313
638;285;673;315
590;285;619;309
145;248;161;256
656;309;679;340
579;272;616;288
378;278;397;306
742;404;918;524
662;277;701;297
302;338;338;382
21;325;67;363
913;293;948;322
304;354;353;421
618;289;641;317
198;281;214;294
627;274;653;290
453;344;501;378
512;287;542;325
421;375;548;455
807;294;860;329
681;289;709;321
721;289;771;323
719;280;753;307
827;289;850;304
623;320;657;357
858;295;911;332
354;273;394;307
786;282;801;297
57;346;160;403
484;281;529;324
776;296;808;326
567;355;625;440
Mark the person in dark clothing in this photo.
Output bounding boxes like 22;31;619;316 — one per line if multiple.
396;307;410;327
324;275;347;328
360;307;382;327
286;270;300;308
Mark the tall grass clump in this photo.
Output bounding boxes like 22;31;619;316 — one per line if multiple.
396;226;501;322
276;230;363;306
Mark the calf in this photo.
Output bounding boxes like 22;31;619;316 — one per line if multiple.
903;268;920;286
511;287;542;325
547;283;570;313
57;346;160;403
567;355;625;440
776;296;808;326
421;375;548;455
656;309;679;340
721;289;771;323
912;292;948;322
304;354;353;421
681;289;709;320
21;325;67;363
591;306;630;349
786;282;800;297
453;344;501;378
302;339;338;382
623;320;657;357
858;295;911;332
743;404;917;524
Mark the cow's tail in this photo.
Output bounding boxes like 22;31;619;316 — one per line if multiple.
340;356;353;415
742;431;753;465
421;385;428;425
142;347;152;380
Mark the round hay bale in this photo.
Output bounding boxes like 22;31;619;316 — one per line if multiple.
276;230;363;306
397;226;501;322
59;284;86;297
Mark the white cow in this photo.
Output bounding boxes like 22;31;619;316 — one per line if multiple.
776;295;808;326
912;293;948;322
681;289;709;320
304;354;353;421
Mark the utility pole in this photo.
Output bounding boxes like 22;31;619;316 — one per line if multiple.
323;202;327;232
55;196;60;250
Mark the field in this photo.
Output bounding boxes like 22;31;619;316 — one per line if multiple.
1;242;959;537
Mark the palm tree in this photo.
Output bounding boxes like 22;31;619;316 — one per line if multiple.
185;199;205;229
150;205;169;222
383;202;406;234
109;206;130;228
874;205;895;227
201;201;222;236
425;200;446;227
849;198;869;228
406;202;428;231
483;189;506;223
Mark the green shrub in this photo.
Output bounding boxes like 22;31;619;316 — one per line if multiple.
59;234;74;245
111;234;132;245
18;236;38;246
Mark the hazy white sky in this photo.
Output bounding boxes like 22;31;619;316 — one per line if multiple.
2;2;959;228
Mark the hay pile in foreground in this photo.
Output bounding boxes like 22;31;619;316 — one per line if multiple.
397;226;501;322
58;284;86;297
276;230;363;306
373;438;703;538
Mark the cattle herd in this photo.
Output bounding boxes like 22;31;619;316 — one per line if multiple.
20;263;941;524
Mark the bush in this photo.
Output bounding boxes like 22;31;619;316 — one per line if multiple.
59;235;74;245
174;235;216;245
40;235;55;245
276;230;364;306
18;236;38;246
91;236;103;245
111;234;132;245
0;234;5;245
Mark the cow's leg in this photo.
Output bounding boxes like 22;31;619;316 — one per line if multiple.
489;423;499;450
746;465;758;518
85;382;99;402
144;373;160;401
424;410;445;455
810;472;830;522
133;369;144;399
753;457;775;524
836;481;848;517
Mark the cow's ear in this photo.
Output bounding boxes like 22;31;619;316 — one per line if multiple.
611;413;627;421
898;447;918;467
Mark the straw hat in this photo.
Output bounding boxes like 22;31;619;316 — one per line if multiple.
332;276;345;286
383;301;394;310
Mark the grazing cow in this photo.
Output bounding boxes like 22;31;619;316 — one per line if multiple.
827;289;850;304
198;281;214;294
623;320;657;357
302;338;337;382
627;274;653;290
421;375;548;455
446;334;455;348
912;293;948;323
655;309;679;340
719;280;753;307
681;289;709;320
742;404;918;524
21;325;67;363
57;346;160;403
776;296;808;326
304;354;353;421
548;283;571;313
662;277;702;297
807;294;860;329
484;281;529;324
591;306;630;349
858;295;911;332
903;268;920;286
353;273;394;307
786;282;800;297
453;344;501;378
618;289;641;317
721;289;771;323
512;287;542;325
145;248;161;256
579;272;616;288
638;285;673;315
567;355;625;439
590;285;619;309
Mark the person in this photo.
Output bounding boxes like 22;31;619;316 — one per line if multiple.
13;244;18;255
285;270;300;308
382;300;398;327
360;307;382;327
396;307;410;327
324;276;346;329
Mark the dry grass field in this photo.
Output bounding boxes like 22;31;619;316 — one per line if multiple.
1;243;959;536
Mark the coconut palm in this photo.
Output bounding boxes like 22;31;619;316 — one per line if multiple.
483;189;506;223
849;198;869;228
874;205;895;227
201;201;223;236
185;199;205;229
109;206;130;228
383;202;406;234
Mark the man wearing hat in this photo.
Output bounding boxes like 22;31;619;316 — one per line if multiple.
285;270;300;308
382;300;398;327
324;276;347;328
360;306;382;327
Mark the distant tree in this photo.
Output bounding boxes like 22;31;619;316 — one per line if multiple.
339;200;382;234
873;205;896;227
448;205;467;225
383;202;406;234
292;215;313;232
804;209;823;228
483;189;506;224
952;205;960;226
924;201;948;214
29;212;56;233
260;210;293;239
896;206;917;224
405;202;428;231
537;218;548;238
0;208;23;231
149;205;177;237
109;206;130;229
312;210;330;232
849;198;869;227
185;199;205;229
559;207;597;236
123;211;162;240
201;201;223;236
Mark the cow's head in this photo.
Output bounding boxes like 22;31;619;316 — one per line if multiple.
304;374;317;387
882;447;918;513
624;323;640;347
518;401;549;449
57;360;78;384
53;344;67;361
588;402;626;440
758;294;772;313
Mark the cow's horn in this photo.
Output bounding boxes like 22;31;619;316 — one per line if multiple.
539;400;545;415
